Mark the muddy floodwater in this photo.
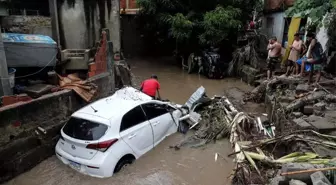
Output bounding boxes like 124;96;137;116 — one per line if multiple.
4;58;253;185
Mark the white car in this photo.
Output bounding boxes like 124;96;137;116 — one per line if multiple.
55;87;182;178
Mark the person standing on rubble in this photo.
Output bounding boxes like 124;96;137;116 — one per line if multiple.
267;36;282;80
140;75;161;99
286;33;303;76
296;33;324;85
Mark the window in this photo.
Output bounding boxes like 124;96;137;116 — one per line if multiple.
120;106;147;132
62;117;108;141
141;103;169;120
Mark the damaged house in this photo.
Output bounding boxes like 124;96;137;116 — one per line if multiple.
0;0;134;183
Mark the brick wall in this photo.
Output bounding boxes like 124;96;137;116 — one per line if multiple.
120;0;137;9
89;32;108;78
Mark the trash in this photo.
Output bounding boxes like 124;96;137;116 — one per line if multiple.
289;179;307;185
58;73;98;102
37;126;47;134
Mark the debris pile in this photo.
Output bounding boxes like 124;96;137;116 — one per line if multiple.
235;76;336;184
174;96;255;148
227;30;268;83
176;75;336;184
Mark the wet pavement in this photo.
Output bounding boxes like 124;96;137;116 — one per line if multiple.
4;58;253;185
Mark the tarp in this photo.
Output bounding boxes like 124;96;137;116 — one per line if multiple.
282;17;301;65
2;33;56;45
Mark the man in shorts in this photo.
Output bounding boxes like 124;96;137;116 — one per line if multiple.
286;33;303;76
267;36;282;80
298;33;323;85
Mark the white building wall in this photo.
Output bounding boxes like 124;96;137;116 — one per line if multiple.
262;12;286;43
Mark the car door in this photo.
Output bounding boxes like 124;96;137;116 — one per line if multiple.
119;106;154;157
141;103;176;146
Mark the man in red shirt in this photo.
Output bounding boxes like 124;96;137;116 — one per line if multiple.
140;75;161;99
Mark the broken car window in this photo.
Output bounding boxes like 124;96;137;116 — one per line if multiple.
120;106;147;132
141;103;169;120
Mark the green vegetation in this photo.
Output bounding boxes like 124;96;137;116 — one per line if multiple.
285;0;334;26
136;0;261;47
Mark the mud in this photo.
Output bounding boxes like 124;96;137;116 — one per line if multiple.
4;58;253;185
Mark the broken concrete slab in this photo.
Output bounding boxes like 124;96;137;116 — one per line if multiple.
296;84;309;94
292;112;304;118
310;171;332;185
305;115;336;132
289;180;307;185
292;118;315;129
281;163;325;184
23;84;55;98
314;102;326;111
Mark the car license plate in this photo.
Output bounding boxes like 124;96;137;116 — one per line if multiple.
69;160;81;171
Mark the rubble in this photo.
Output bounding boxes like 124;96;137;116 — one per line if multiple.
171;74;336;185
230;75;336;184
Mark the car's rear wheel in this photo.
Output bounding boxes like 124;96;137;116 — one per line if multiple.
114;155;135;173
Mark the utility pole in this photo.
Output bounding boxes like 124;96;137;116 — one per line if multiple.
48;0;61;48
0;25;11;96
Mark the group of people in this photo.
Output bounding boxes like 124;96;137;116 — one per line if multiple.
140;32;324;99
267;32;324;85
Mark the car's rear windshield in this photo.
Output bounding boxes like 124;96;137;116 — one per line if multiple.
62;117;108;141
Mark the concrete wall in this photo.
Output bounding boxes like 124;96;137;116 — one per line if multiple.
0;72;114;183
58;1;98;49
58;0;120;53
1;16;52;37
316;13;331;53
262;12;285;43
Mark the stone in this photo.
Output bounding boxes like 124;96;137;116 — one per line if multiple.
279;96;296;103
281;163;325;184
23;84;55;98
305;115;336;132
314;102;326;111
314;110;325;117
292;112;303;118
240;65;259;85
310;171;332;185
269;170;286;185
293;118;314;129
289;180;307;185
303;105;314;115
296;84;309;94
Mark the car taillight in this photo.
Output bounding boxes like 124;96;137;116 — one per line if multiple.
86;139;118;152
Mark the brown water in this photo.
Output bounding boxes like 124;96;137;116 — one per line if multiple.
4;58;253;185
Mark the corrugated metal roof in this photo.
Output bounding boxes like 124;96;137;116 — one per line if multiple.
264;0;295;11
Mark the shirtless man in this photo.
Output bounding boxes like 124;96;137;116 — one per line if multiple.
267;37;282;80
286;33;303;76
